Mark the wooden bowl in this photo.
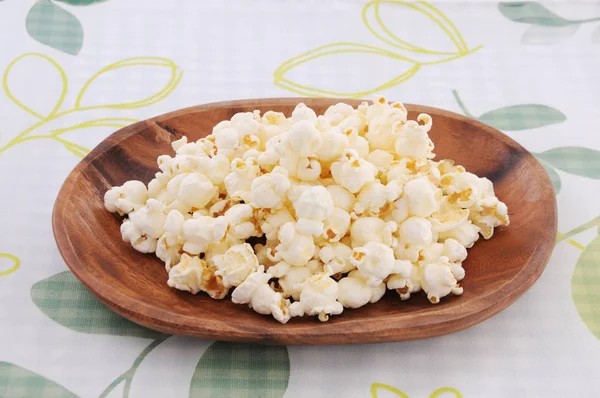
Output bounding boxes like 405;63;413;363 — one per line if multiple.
52;98;557;345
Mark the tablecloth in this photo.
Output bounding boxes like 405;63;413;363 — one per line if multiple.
1;0;600;397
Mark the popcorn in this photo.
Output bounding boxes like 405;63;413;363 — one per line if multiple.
324;102;355;125
318;242;354;275
182;216;228;254
395;216;433;262
213;243;259;288
350;242;396;287
213;126;240;157
403;177;440;217
284;119;322;156
231;265;292;323
129;198;167;239
316;128;349;162
394;114;435;159
291;103;318;125
367;149;394;174
343;128;370;158
250;166;290;209
353;181;390;217
224;158;260;201
338;270;386;308
365;107;407;151
293;186;334;236
289;270;344;322
350;217;396;247
326;185;355;213
421;258;463;304
224;204;260;240
175;172;219;210
104;180;148;216
259;208;294;242
156;210;186;270
331;150;378;193
321;207;351;243
105;98;509;323
120;219;157;253
279;265;313;300
387;263;422;300
167;254;229;299
273;222;316;267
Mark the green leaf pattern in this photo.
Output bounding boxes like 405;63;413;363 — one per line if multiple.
477;104;566;131
31;271;165;339
498;1;600;44
190;342;290;398
0;362;79;398
572;235;600;340
536;147;600;180
26;0;84;55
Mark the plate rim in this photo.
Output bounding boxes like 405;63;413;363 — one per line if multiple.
52;98;558;345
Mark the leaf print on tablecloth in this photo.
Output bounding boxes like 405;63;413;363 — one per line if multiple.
274;43;421;98
0;53;182;159
31;271;166;339
370;383;463;398
190;342;290;398
3;52;67;120
0;362;79;398
75;57;183;110
477;104;566;131
0;252;20;277
56;0;108;5
535;147;600;179
274;1;481;98
498;2;572;26
26;0;84;55
451;90;566;131
571;234;600;340
498;2;600;45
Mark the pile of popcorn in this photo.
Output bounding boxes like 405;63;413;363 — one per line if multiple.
104;97;509;324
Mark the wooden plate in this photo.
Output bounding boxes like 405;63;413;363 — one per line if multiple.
52;98;557;345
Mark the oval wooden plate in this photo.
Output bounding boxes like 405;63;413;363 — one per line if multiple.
53;98;557;345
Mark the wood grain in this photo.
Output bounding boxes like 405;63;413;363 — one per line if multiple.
52;98;557;345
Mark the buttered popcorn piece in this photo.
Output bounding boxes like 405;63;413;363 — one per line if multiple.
250;166;290;209
338;270;386;308
421;257;463;304
350;242;396;287
273;222;316;267
223;204;260;240
182;215;228;254
105;97;509;323
289;270;344;322
213;243;259;288
104;180;148;216
231;266;291;323
293;185;334;236
167;254;229;299
331;150;378;194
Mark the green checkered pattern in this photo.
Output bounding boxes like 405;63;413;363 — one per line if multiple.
25;0;83;55
0;362;78;398
189;342;289;398
30;271;163;339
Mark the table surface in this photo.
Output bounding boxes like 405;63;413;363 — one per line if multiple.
1;1;599;397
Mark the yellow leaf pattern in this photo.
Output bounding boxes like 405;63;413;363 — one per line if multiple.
273;0;481;98
0;53;182;158
370;383;463;398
